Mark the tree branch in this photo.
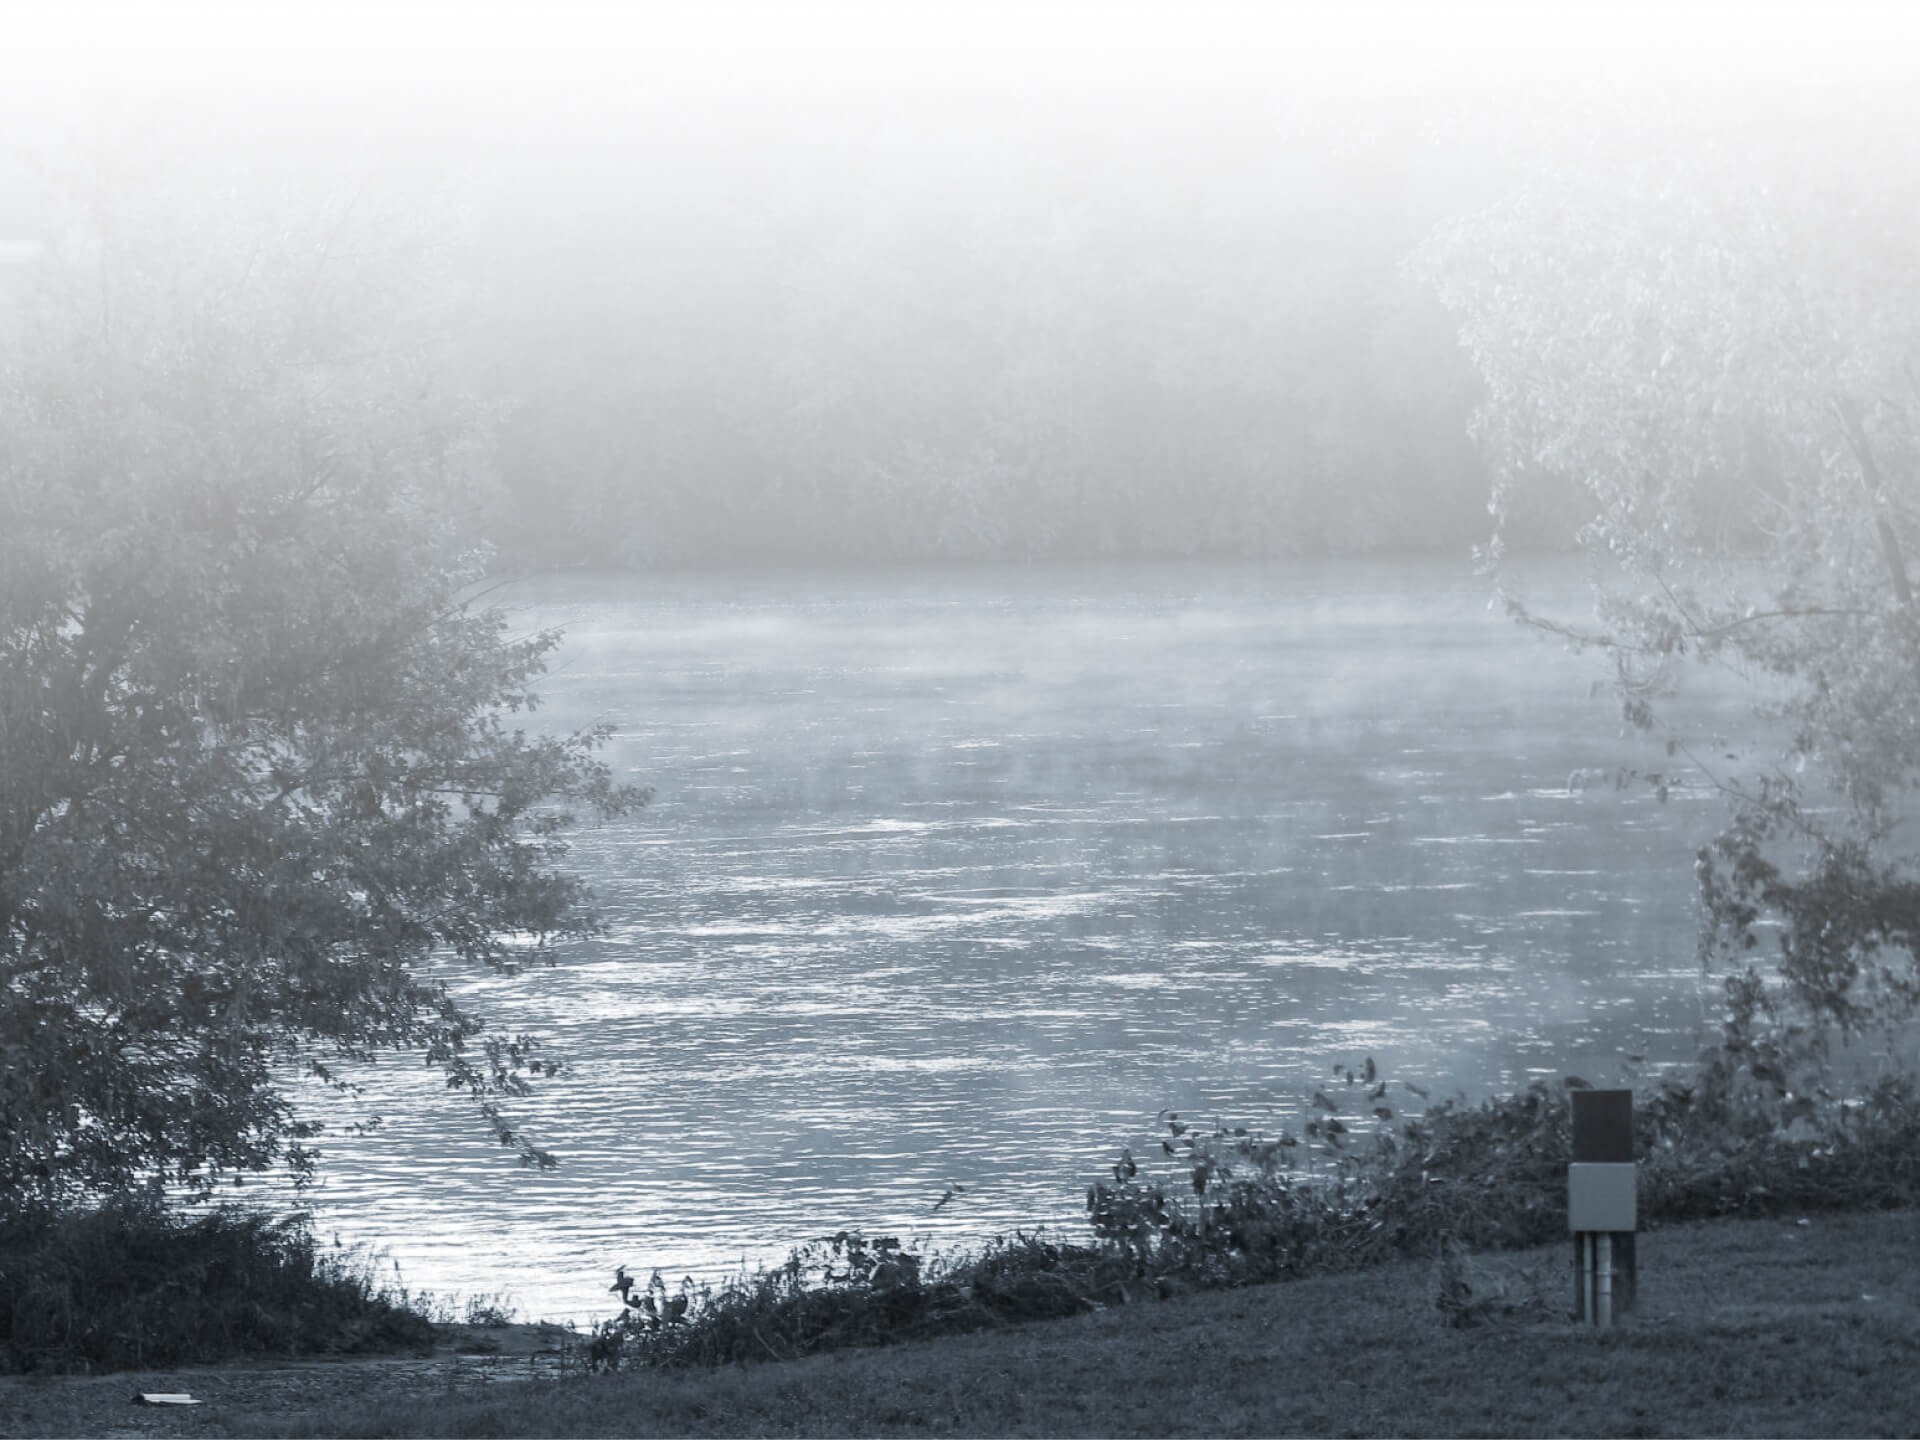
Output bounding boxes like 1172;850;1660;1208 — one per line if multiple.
1831;393;1913;608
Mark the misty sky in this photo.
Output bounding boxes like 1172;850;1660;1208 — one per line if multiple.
6;3;1908;180
4;2;1914;566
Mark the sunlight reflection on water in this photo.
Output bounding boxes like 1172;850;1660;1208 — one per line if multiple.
278;560;1759;1324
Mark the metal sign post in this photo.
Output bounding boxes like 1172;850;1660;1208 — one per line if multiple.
1569;1088;1636;1326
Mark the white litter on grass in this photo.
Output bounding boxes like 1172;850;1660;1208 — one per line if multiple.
133;1393;202;1406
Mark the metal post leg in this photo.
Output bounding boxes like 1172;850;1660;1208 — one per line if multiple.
1596;1231;1613;1329
1575;1231;1589;1323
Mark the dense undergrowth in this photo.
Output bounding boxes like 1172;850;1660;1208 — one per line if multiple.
0;1195;435;1373
586;1042;1920;1371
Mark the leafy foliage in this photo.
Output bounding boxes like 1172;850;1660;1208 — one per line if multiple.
1411;108;1920;1048
1089;1057;1920;1296
0;1194;435;1372
0;164;646;1209
589;1054;1920;1373
587;1231;1130;1372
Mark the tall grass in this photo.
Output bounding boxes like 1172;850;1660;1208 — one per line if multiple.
0;1194;436;1372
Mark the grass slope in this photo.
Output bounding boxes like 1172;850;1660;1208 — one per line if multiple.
6;1207;1915;1438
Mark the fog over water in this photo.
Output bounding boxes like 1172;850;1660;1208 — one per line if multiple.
4;1;1914;1326
279;561;1761;1322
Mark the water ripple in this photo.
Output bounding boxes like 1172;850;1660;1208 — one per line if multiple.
277;563;1761;1324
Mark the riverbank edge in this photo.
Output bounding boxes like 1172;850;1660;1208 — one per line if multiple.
4;1204;1916;1438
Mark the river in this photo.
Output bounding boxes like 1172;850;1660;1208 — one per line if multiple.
280;558;1759;1324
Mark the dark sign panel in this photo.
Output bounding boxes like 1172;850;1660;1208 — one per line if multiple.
1571;1088;1634;1164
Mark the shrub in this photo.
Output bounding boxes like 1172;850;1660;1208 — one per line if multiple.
596;1047;1920;1373
0;1193;436;1372
1088;1051;1920;1292
588;1231;1136;1371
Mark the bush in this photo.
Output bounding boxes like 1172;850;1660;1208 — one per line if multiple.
0;1194;436;1372
1087;1052;1920;1292
585;1047;1920;1375
588;1231;1137;1372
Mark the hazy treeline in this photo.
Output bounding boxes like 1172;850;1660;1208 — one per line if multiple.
11;10;1883;573
470;120;1497;567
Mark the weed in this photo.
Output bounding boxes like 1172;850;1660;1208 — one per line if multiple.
463;1294;518;1329
590;1231;1133;1371
1429;1234;1553;1327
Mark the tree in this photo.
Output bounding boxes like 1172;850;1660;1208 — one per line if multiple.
0;160;646;1212
1411;104;1920;1060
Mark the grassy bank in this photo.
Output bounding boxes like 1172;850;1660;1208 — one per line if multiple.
3;1207;1915;1438
562;1063;1920;1374
6;1060;1916;1436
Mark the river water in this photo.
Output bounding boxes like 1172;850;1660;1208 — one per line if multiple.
281;559;1759;1323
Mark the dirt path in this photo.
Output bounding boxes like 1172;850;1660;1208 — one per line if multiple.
0;1323;584;1438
